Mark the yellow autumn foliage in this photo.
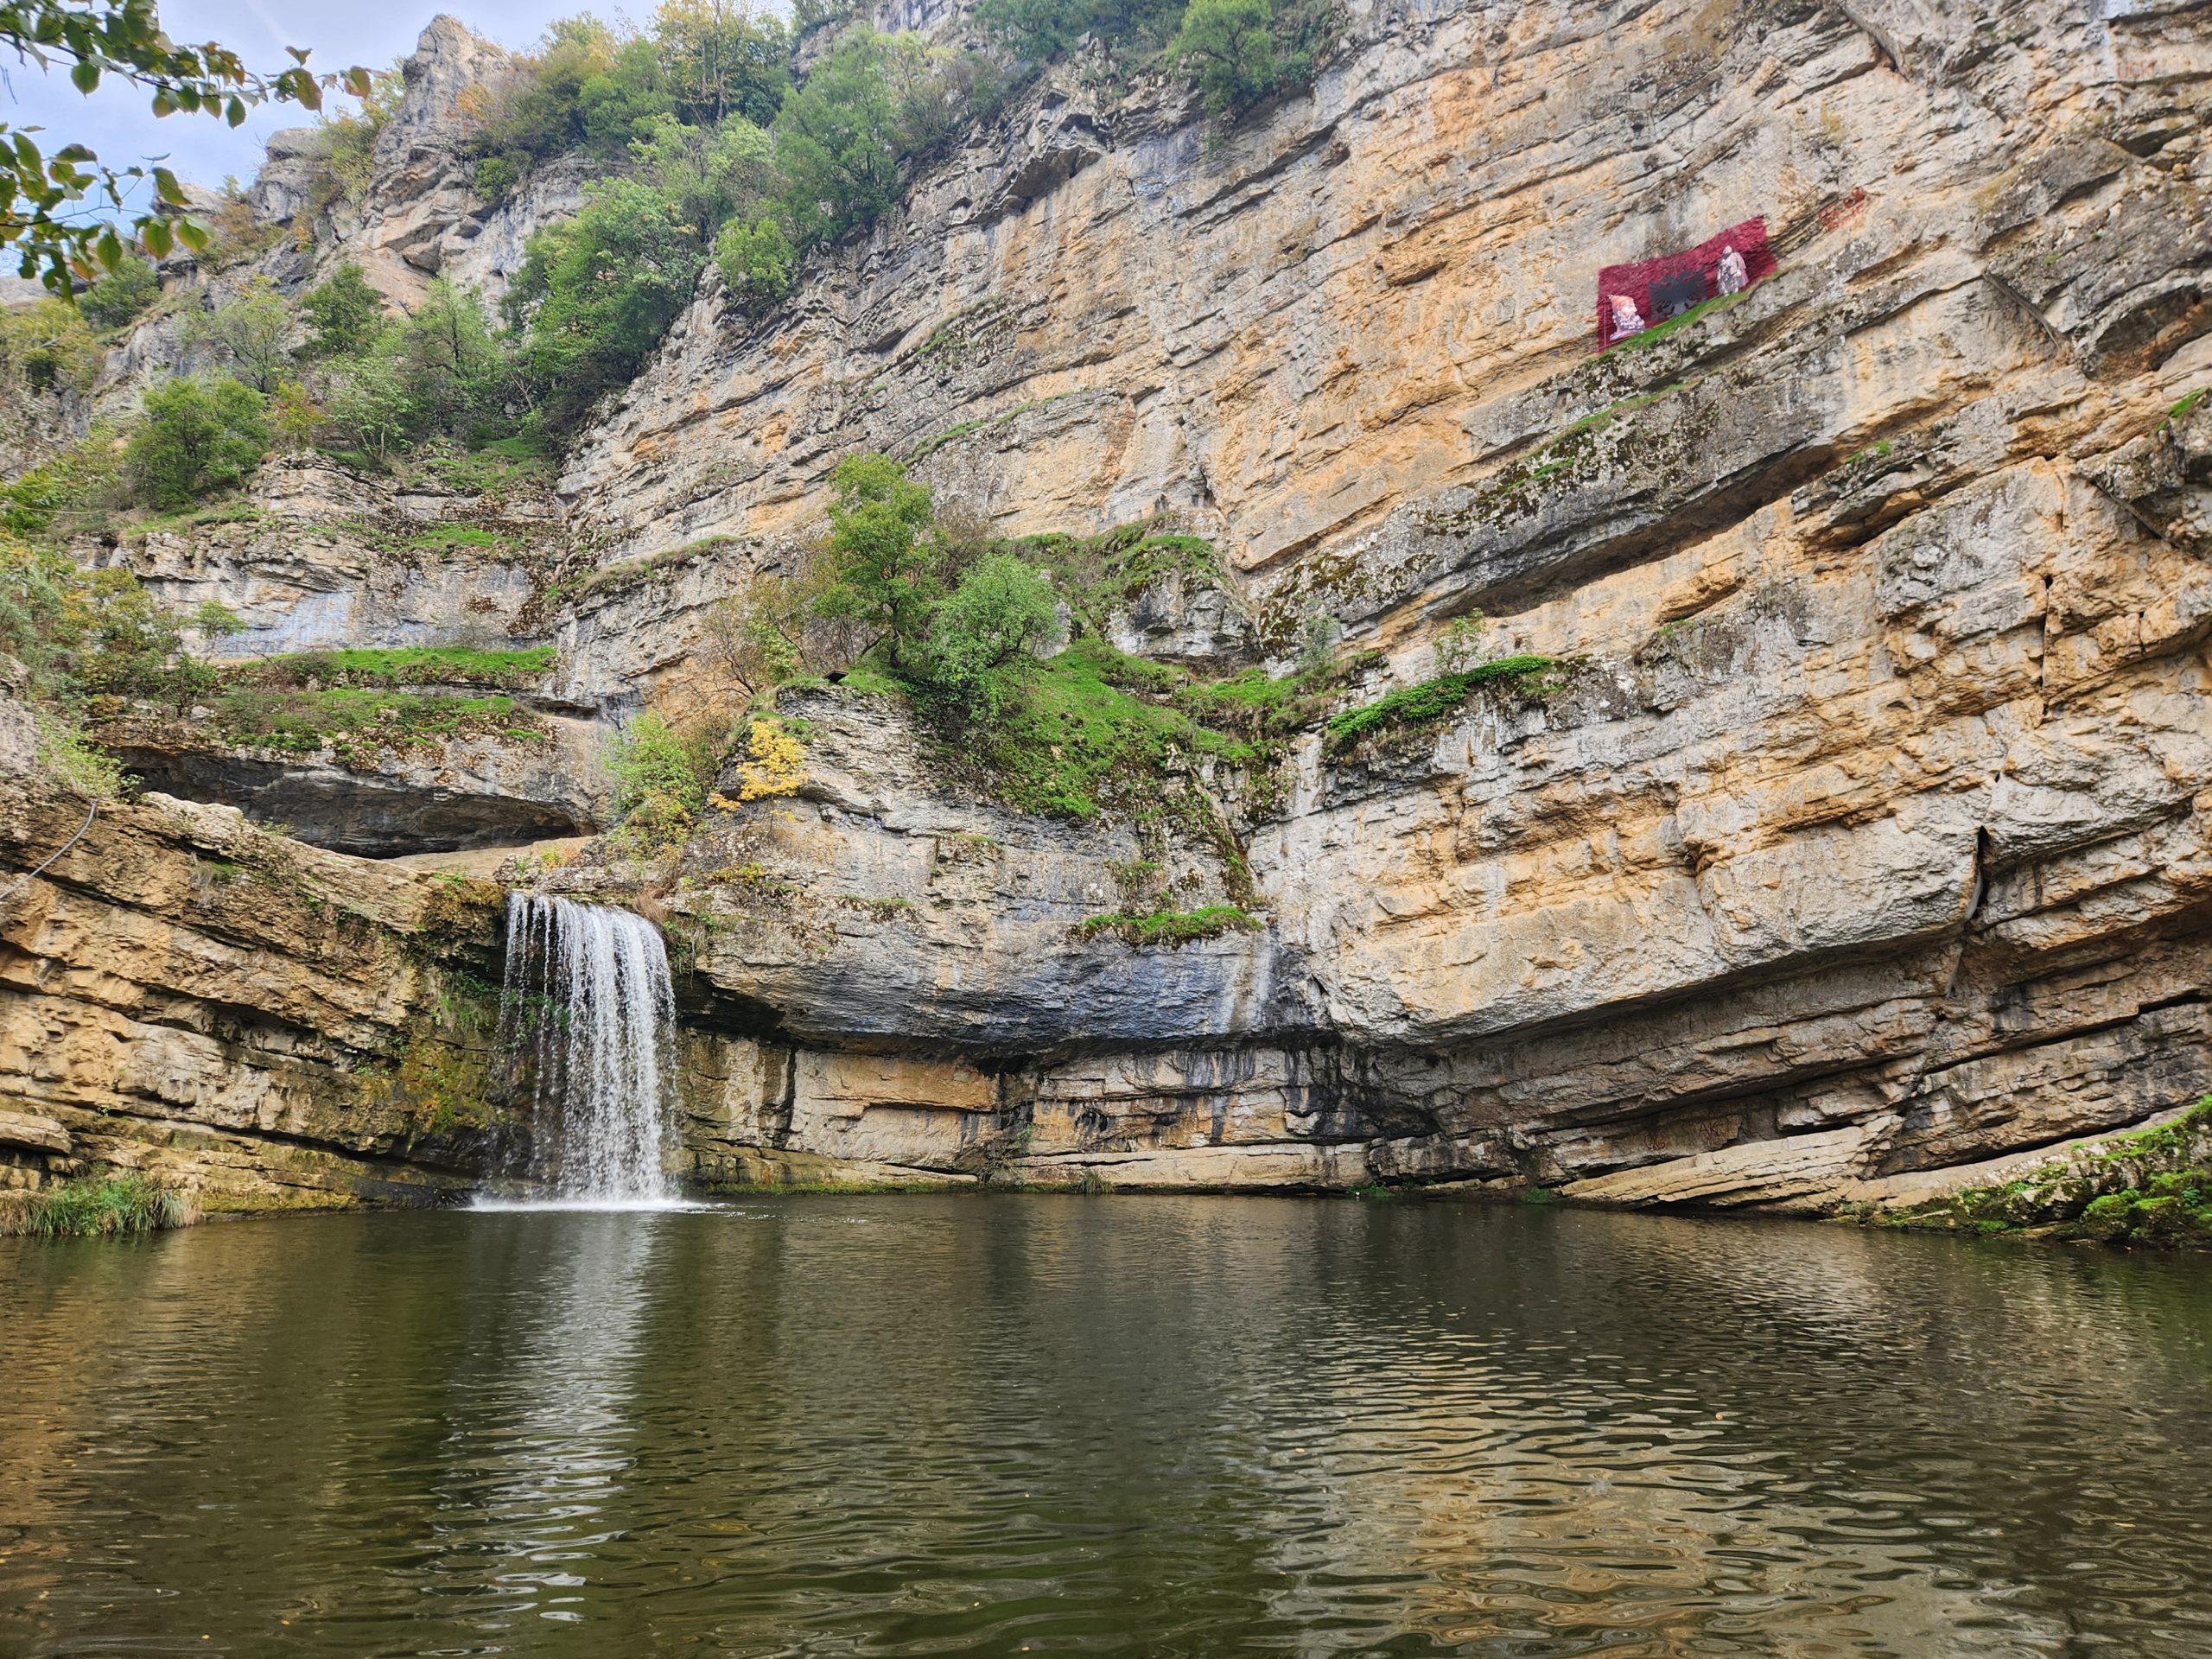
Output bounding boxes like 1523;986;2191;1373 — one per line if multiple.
711;715;805;809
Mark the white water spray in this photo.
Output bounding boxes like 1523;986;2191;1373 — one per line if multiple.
496;893;680;1203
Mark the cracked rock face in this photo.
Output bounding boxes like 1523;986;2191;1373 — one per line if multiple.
572;0;2212;1201
4;0;2210;1208
0;779;504;1207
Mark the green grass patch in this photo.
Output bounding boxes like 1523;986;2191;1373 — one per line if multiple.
2166;387;2208;425
207;685;547;761
1;1173;194;1237
1324;655;1559;756
414;437;555;497
235;645;555;691
124;499;263;539
551;537;736;607
406;524;524;556
908;418;983;462
1605;290;1744;354
1013;521;1226;635
950;639;1264;819
1071;905;1262;946
1566;382;1686;437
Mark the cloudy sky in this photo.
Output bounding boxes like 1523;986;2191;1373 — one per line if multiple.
0;2;600;200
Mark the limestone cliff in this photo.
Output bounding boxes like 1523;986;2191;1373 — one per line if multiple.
6;0;2211;1215
0;772;505;1207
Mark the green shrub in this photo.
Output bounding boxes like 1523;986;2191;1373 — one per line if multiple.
473;16;660;172
510;116;774;435
715;214;796;315
1;1173;194;1237
813;453;946;671
474;154;522;202
0;300;103;396
181;278;293;392
79;257;161;333
301;263;389;360
2;429;128;538
35;714;127;798
771;26;906;245
656;0;792;126
975;0;1185;60
319;281;523;460
607;709;725;845
1170;0;1277;111
1324;655;1559;755
919;551;1059;721
298;68;404;220
1072;905;1261;946
1433;612;1486;673
791;0;860;38
128;375;270;508
811;456;1063;715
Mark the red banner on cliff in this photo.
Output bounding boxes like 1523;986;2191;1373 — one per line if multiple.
1597;218;1774;347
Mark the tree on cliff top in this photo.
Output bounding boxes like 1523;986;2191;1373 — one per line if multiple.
1169;0;1277;112
0;0;369;293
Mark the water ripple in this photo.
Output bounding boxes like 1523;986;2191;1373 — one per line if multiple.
2;1199;2208;1656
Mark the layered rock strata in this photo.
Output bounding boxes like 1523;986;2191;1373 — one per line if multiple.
6;0;2211;1213
0;777;505;1207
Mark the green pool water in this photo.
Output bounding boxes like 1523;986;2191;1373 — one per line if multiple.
2;1196;2208;1656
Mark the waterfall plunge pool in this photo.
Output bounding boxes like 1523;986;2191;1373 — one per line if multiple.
4;1196;2210;1656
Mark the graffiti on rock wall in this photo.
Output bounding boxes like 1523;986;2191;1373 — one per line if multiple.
1596;217;1775;347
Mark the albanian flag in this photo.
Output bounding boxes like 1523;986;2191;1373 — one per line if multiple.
1596;218;1775;347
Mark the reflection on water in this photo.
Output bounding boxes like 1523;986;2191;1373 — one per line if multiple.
2;1198;2209;1656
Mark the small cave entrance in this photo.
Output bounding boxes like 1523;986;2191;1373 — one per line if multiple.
111;748;592;860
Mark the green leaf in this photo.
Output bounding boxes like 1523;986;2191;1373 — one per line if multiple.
226;96;245;127
70;59;99;94
142;216;174;257
175;218;211;252
151;166;186;205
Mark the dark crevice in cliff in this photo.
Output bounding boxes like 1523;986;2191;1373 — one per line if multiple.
111;749;590;861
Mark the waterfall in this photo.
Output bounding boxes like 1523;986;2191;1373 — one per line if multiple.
496;893;679;1203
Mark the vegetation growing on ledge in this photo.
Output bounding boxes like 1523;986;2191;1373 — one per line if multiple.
607;709;729;849
1323;655;1560;756
1872;1099;2212;1249
951;639;1259;819
195;687;547;765
1603;289;1745;355
1008;521;1224;636
232;646;556;691
975;0;1338;118
1071;905;1261;946
0;1173;196;1237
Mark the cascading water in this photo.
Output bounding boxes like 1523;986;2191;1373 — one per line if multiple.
495;893;679;1204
